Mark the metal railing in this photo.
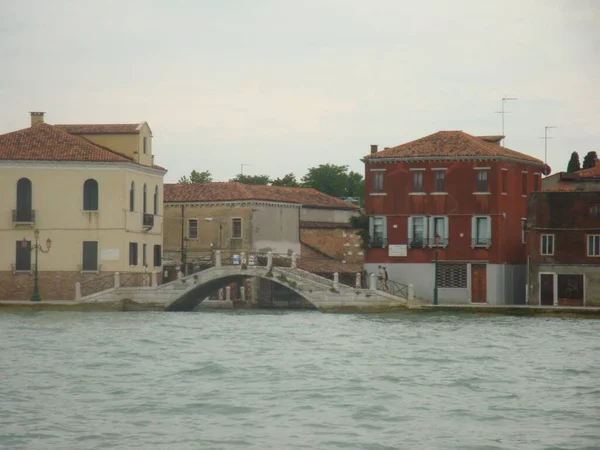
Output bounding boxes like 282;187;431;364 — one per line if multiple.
12;209;36;224
143;213;154;229
386;279;409;298
80;273;115;297
120;272;151;287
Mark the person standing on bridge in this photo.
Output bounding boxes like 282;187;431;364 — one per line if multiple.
383;267;389;292
378;266;385;290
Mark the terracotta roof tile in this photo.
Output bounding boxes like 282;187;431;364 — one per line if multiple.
576;159;600;178
164;182;360;209
364;131;544;165
55;123;142;134
0;124;133;162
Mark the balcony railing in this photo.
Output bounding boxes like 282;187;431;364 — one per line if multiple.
472;238;492;248
427;237;449;247
368;237;387;248
143;213;154;229
12;209;36;225
409;238;426;249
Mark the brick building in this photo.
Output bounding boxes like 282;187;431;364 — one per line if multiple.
542;158;600;191
525;190;600;306
363;131;547;304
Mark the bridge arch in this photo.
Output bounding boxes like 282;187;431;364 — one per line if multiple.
164;272;319;311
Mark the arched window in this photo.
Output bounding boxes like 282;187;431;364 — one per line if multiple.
153;186;158;215
83;179;99;211
16;178;33;222
129;182;135;212
143;183;147;214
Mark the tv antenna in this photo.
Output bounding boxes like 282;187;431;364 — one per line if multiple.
495;96;518;146
240;164;251;175
539;126;556;166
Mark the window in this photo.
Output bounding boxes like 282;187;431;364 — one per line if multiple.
142;244;147;267
143;184;147;214
16;178;33;222
522;172;528;195
129;182;135;212
153;186;159;215
154;245;162;267
557;274;584;305
541;234;554;256
129;242;138;266
82;241;98;271
370;216;387;246
433;171;445;192
429;216;448;246
590;205;600;216
232;218;242;239
476;170;488;192
501;170;507;194
408;216;427;248
437;263;467;288
15;240;31;271
83;179;99;211
188;219;198;239
412;171;424;192
472;216;491;246
521;218;527;244
372;172;384;192
143;136;147;154
588;235;600;257
534;174;541;191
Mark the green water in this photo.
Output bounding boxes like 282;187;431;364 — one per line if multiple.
1;311;599;449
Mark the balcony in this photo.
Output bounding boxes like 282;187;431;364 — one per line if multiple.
409;238;426;249
427;237;449;247
12;209;36;226
471;238;492;248
368;237;387;248
142;213;154;230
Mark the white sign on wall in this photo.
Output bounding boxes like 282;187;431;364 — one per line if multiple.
388;245;407;257
101;249;120;261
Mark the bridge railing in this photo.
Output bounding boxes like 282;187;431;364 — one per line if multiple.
217;251;293;268
120;272;151;287
80;273;115;297
387;279;409;298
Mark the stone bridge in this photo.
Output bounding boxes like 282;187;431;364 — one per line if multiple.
81;251;411;313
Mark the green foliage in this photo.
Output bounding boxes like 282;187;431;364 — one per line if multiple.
567;152;581;173
582;151;598;170
178;170;213;184
229;174;271;185
349;215;370;248
271;173;300;187
301;164;364;200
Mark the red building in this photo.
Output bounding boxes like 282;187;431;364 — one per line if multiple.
362;131;547;304
526;190;600;306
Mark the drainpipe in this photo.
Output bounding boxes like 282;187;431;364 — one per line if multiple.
180;205;185;271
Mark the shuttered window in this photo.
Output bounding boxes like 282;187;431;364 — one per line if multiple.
16;178;33;222
15;240;31;271
82;241;98;271
83;179;99;211
129;242;138;266
232;218;242;238
154;245;162;267
476;170;488;192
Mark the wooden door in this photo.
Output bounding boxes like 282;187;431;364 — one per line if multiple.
540;274;554;305
471;264;487;303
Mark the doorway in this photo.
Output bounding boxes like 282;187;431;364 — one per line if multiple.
471;264;487;303
540;273;555;305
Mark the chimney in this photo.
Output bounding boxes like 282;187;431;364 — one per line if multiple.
30;112;45;126
370;144;378;154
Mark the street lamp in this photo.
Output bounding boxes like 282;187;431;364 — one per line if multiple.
22;229;52;302
204;217;225;250
433;234;440;306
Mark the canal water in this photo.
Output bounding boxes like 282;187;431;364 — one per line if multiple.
1;311;599;450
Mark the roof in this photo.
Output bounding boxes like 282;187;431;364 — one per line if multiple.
164;182;360;210
0;124;133;162
576;159;600;178
54;123;144;134
364;131;545;165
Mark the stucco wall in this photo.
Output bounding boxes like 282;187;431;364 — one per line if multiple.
528;264;600;307
77;124;154;167
251;204;300;254
300;207;359;223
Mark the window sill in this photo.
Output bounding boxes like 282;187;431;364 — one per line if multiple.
231;237;243;240
540;254;554;257
471;245;491;249
430;192;447;196
81;270;100;274
473;192;491;195
501;192;507;196
521;195;527;198
13;270;32;275
409;192;426;196
369;192;387;196
82;210;99;213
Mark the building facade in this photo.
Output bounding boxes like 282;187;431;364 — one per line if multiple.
542;159;600;192
363;131;547;304
0;113;166;300
526;191;600;306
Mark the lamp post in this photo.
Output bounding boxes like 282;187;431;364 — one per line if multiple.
22;229;52;302
204;217;225;250
433;234;439;306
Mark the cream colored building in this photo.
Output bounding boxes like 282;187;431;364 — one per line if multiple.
0;112;167;300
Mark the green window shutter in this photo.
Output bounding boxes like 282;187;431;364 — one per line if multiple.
408;217;414;242
82;241;98;271
444;217;449;243
83;179;98;211
16;178;32;221
15;240;31;271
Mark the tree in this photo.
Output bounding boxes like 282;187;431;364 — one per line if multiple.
582;151;598;170
271;173;300;187
566;152;581;173
346;171;364;199
301;164;351;197
229;174;271;185
179;170;213;184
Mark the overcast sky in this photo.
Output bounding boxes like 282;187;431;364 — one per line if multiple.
1;0;598;182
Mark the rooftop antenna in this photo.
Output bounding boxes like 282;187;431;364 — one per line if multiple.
240;164;251;175
539;126;556;167
495;96;518;146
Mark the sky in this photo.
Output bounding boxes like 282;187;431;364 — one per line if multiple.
0;0;598;182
